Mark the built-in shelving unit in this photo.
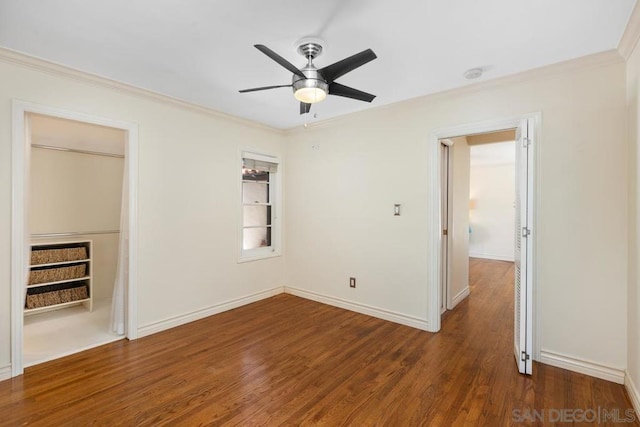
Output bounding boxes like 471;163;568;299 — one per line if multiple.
25;240;93;316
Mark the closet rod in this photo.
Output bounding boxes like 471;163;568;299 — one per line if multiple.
31;144;125;159
31;230;120;238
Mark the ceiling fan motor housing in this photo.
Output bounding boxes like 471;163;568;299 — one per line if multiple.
292;66;329;102
292;42;328;103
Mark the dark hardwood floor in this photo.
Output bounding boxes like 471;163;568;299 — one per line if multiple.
0;258;637;426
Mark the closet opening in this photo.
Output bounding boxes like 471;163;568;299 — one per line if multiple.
24;113;125;367
11;102;139;377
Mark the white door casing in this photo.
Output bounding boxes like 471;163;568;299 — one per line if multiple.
10;100;139;377
428;114;539;368
440;142;451;314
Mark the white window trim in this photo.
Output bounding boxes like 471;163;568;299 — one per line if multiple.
238;150;282;262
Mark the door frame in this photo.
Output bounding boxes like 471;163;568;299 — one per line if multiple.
427;113;540;359
11;100;140;377
439;139;454;313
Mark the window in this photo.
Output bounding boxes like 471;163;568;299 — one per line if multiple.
240;152;281;261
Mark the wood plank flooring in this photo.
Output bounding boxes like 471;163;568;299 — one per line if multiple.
0;258;637;426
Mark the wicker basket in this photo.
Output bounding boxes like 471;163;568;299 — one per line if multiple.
31;247;87;265
25;286;88;309
29;264;86;285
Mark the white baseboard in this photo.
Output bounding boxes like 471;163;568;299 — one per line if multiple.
539;350;625;384
626;372;640;416
285;286;431;331
0;364;11;381
138;286;284;338
469;253;514;262
449;287;470;309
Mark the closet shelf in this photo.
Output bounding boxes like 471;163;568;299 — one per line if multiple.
27;276;90;288
31;258;91;268
24;298;91;315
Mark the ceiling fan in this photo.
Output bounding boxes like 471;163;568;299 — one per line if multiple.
239;41;377;115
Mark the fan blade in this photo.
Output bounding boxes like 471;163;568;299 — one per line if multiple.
328;82;376;102
300;102;311;115
255;45;306;79
239;84;292;93
320;49;377;83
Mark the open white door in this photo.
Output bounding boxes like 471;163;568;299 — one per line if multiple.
514;119;533;374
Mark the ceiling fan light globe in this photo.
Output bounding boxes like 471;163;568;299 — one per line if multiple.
294;87;327;103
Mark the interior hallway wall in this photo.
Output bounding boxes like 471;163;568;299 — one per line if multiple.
469;142;516;262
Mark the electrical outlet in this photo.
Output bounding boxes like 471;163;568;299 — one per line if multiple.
350;277;356;288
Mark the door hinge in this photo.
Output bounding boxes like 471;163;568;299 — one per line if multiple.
522;137;530;147
521;227;530;238
443;229;448;236
521;351;530;362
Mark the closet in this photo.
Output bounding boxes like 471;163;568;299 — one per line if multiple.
24;113;126;367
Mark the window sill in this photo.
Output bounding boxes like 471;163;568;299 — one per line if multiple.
238;250;281;263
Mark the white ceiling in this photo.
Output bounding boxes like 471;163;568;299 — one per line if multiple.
0;1;635;129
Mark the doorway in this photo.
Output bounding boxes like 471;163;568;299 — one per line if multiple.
11;101;139;377
440;132;517;313
428;115;537;375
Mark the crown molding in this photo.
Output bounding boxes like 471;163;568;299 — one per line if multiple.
286;49;624;134
619;2;640;60
0;47;284;135
0;46;623;136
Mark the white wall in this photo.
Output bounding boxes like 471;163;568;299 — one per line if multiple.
469;142;516;261
449;137;470;306
0;50;286;372
625;21;640;404
29;112;126;156
29;149;124;234
29;147;124;301
285;53;628;372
